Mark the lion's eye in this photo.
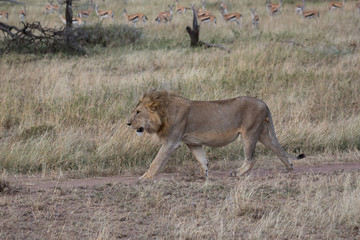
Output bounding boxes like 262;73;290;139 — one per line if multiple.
136;110;140;115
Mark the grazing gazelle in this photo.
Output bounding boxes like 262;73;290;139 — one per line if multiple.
155;5;174;24
266;0;282;16
95;4;114;20
122;9;148;27
219;6;242;25
175;0;190;14
44;2;58;14
44;4;52;14
266;0;282;10
155;14;169;24
77;5;93;18
300;0;319;19
328;0;345;11
198;0;212;17
198;14;217;25
0;10;8;19
250;8;259;28
58;14;85;26
220;1;228;14
19;6;26;22
51;3;59;12
295;1;304;14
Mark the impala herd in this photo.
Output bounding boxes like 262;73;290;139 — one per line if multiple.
0;0;359;28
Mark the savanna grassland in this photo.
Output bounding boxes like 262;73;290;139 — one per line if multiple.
0;0;360;239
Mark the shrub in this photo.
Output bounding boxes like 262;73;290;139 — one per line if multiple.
0;22;143;55
76;23;143;48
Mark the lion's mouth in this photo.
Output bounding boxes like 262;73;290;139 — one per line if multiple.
136;127;144;136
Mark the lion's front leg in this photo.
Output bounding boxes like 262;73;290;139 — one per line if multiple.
186;144;208;177
140;142;181;180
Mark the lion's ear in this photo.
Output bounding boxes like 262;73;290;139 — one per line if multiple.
145;101;158;112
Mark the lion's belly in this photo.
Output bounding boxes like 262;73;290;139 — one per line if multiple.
182;131;240;147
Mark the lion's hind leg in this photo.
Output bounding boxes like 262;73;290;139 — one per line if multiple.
230;132;259;177
187;144;208;177
258;123;293;171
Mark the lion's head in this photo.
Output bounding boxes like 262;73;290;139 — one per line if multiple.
127;90;170;136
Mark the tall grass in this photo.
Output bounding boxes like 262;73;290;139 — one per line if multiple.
0;0;359;175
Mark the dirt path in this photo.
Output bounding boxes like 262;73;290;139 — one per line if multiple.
8;162;360;193
2;162;360;240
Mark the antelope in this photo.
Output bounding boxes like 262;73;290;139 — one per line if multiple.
155;5;174;24
300;0;319;19
198;14;217;25
266;0;282;16
267;5;280;16
122;9;148;27
250;8;259;28
219;6;241;25
356;2;360;14
51;3;59;12
295;1;304;14
44;4;52;14
45;2;58;14
95;4;114;20
198;0;212;17
19;6;26;22
266;0;282;10
175;0;190;14
328;0;345;11
0;11;8;19
155;14;169;25
58;14;85;26
220;2;228;14
77;5;93;18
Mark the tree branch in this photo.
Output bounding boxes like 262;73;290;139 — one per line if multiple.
186;6;200;47
199;40;231;53
185;6;230;53
0;22;20;38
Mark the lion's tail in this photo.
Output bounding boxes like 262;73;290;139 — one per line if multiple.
266;108;305;160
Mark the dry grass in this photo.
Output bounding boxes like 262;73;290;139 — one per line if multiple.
0;0;359;177
1;2;360;239
1;171;359;239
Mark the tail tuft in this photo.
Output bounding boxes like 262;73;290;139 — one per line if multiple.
296;154;305;159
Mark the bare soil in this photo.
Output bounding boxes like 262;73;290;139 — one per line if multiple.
1;162;360;239
7;162;360;192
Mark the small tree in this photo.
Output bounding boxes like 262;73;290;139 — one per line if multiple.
65;0;73;29
63;0;84;53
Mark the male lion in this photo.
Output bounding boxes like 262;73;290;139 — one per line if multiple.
127;90;305;179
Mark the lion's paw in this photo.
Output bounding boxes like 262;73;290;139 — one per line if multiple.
139;171;154;181
229;171;237;177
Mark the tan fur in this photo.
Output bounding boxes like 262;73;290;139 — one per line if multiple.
127;90;304;179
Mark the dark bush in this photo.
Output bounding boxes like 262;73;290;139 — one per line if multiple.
0;22;143;55
76;23;143;48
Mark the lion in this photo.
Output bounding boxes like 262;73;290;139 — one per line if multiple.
127;90;305;179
